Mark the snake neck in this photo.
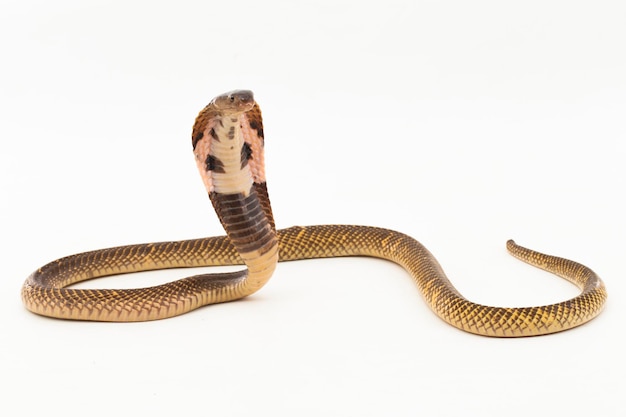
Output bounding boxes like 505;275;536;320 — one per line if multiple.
192;90;278;294
209;185;278;291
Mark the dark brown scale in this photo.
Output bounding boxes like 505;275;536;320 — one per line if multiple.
210;187;275;255
191;104;218;150
209;128;219;141
241;142;253;168
192;131;203;149
217;206;265;230
253;183;275;231
205;154;225;173
247;105;264;141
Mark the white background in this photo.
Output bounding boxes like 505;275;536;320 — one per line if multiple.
1;1;624;416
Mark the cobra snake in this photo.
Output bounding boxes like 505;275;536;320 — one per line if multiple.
21;90;607;337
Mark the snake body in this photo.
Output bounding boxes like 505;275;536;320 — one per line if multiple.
21;90;607;337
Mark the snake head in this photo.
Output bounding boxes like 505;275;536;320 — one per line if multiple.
211;90;255;115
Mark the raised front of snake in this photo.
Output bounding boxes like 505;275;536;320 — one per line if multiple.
21;90;607;337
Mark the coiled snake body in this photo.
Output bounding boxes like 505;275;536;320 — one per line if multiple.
21;90;607;337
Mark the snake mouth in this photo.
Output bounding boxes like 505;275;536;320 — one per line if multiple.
211;89;255;114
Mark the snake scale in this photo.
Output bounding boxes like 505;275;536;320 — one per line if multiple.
21;90;607;337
